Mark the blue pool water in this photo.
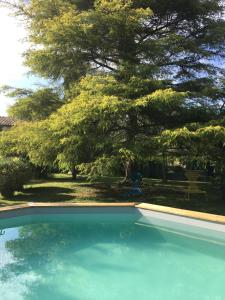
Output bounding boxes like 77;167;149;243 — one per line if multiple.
0;211;225;300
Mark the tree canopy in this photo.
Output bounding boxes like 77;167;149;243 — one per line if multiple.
2;0;225;84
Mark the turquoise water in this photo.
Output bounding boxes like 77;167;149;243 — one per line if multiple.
0;212;225;300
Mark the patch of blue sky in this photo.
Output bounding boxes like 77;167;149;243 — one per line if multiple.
0;7;48;115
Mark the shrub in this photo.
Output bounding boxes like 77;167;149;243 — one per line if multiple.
0;158;33;198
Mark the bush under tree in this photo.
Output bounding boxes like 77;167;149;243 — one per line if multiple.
0;158;33;198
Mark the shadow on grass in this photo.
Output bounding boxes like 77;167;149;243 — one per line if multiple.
11;186;76;203
47;176;87;183
74;184;144;203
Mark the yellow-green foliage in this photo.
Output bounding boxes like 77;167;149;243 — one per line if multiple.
0;121;58;167
160;125;225;166
0;74;187;175
135;89;186;108
1;73;224;177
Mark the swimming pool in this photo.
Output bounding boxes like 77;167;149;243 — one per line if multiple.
0;205;225;300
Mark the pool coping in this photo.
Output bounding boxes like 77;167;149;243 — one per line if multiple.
0;202;225;225
135;203;225;225
0;202;136;213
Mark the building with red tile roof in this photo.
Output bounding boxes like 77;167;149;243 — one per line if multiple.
0;116;15;131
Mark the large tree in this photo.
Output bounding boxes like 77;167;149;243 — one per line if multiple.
0;0;225;181
41;75;214;180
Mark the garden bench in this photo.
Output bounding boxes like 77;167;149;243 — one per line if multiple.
183;170;208;200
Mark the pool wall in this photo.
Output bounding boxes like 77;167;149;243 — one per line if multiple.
0;203;136;218
1;202;225;244
0;202;225;224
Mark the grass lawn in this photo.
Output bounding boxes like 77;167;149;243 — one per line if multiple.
0;173;225;215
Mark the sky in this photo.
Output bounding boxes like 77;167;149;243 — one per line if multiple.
0;7;40;116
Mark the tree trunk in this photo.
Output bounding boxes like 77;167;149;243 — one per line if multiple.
121;160;132;183
162;153;167;183
71;166;77;180
121;111;137;183
220;167;225;201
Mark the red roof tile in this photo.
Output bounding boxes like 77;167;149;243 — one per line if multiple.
0;116;15;126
